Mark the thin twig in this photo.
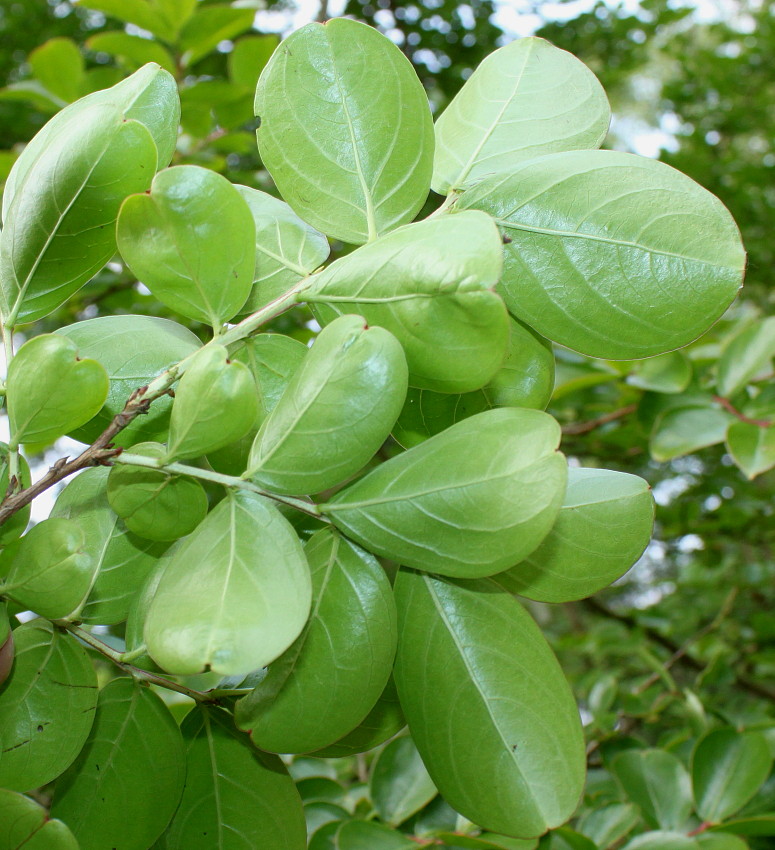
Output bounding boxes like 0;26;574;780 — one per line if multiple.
712;395;772;428
562;404;638;436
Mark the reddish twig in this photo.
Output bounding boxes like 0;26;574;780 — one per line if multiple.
713;395;772;428
562;404;638;436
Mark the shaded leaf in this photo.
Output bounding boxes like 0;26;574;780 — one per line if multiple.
229;35;279;89
86;31;176;74
626;351;693;394
334;819;418;849
178;6;256;66
370;735;437;826
726;422;775;479
29;37;85;103
650;404;734;462
75;0;195;43
716;316;775;398
0;789;78;850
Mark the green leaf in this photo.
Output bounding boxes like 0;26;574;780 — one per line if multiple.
323;408;566;578
394;571;585;838
306;212;508;393
717;317;775;397
255;18;434;244
167;344;258;460
235;528;397;753
0;604;11;686
0;620;97;792
626;351;693;394
57;314;202;447
432;36;609;195
248;315;407;495
710;815;775;836
51;467;168;624
370;735;437;826
164;706;306;849
0;790;78;850
1;64;179;324
2;517;93;618
234;185;329;315
75;0;196;43
310;676;406;758
7;334;108;446
696;835;749;850
334;820;418;850
117;165;255;326
497;468;654;603
621;834;698;850
611;749;693;830
29;37;85;103
229;35;279;89
309;821;342;850
108;442;208;541
459;150;745;360
577;803;640;849
51;677;186;850
650;404;734;462
435;834;537;850
306;804;348;838
86;31;176;74
693;728;773;823
726;421;775;479
145;491;311;675
178;6;256;66
0;445;31;546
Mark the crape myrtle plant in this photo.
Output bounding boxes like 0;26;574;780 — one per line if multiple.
0;17;747;850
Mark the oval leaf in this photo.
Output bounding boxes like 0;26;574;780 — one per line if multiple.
307;212;508;393
497;468;654;603
717;316;775;398
433;36;610;194
117;164;255;326
459;150;745;360
370;735;437;826
145;491;312;675
248;315;408;495
726;421;775;480
323;408;567;578
255;19;434;244
0;620;97;792
335;820;418;850
236;528;397;754
51;677;186;850
0;790;78;850
393;570;586;838
650;404;734;462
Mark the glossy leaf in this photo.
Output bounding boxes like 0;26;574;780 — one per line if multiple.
167;344;258;460
432;36;609;194
57;314;202;446
726;421;775;479
117;165;255;326
716;316;775;398
108;442;208;541
306;212;508;393
0;444;31;546
6;334;108;446
164;706;306;849
0;620;97;792
650;404;734;462
323;408;567;578
51;467;168;624
236;528;397;753
249;315;407;495
0;790;78;850
235;185;329;314
2;517;93;618
145;491;311;676
334;820;418;850
51;677;185;850
626;351;693;394
611;749;693;830
1;64;178;324
693;728;773;823
370;735;437;826
255;18;434;244
459;150;745;360
394;571;586;838
29;37;85;103
497;468;654;603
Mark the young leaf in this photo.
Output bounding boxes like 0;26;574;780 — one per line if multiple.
254;18;434;244
692;728;773;824
611;749;693;831
234;185;329;315
164;706;307;849
716;316;775;398
167;344;258;460
369;735;437;826
117;165;256;326
726;421;775;479
51;677;186;850
51;467;168;624
497;468;654;603
0;620;97;792
334;820;418;850
57;314;202;447
145;491;312;676
248;315;408;495
0;790;78;850
235;528;397;754
2;517;93;618
459;150;745;360
306;212;508;393
323;408;567;578
6;334;108;446
432;37;610;194
393;571;586;838
108;442;208;541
